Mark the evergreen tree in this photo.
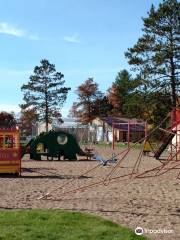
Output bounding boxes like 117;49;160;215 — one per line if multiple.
125;0;180;108
122;90;172;125
21;59;70;132
107;69;142;115
91;96;113;118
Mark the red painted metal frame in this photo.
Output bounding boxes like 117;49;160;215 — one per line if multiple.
112;121;147;150
36;110;180;201
170;109;180;161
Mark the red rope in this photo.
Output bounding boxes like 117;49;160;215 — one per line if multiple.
38;115;177;201
38;163;101;200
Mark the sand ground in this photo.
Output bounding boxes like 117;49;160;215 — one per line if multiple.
0;146;180;240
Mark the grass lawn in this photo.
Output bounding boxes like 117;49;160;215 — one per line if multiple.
81;142;144;149
0;210;149;240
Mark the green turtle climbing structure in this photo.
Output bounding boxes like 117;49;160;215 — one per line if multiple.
29;130;86;160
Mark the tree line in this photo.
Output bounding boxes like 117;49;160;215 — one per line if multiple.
70;70;172;126
1;0;179;134
71;0;180;126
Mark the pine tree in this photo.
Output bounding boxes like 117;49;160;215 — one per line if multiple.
107;69;142;115
21;59;70;132
125;0;180;108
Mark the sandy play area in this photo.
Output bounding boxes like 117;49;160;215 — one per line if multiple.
0;146;180;240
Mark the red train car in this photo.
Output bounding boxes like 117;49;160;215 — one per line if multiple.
0;127;21;175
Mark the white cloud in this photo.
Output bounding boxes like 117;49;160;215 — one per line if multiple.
0;21;40;40
63;34;80;43
0;104;20;113
0;22;24;37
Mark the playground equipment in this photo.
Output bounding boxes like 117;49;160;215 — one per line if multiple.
153;109;180;160
112;121;147;150
38;109;180;201
93;153;117;166
154;130;175;159
0;126;21;175
29;130;87;160
0;126;89;174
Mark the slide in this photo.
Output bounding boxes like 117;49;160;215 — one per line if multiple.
154;132;175;159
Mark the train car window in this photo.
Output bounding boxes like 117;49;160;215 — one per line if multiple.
5;135;14;148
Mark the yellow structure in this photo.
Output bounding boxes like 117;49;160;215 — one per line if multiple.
143;140;152;155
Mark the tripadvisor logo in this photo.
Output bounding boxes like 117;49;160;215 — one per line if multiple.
135;227;144;235
135;226;174;235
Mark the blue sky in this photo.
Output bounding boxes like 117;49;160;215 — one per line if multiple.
0;0;161;116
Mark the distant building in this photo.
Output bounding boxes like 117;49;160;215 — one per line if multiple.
34;117;146;144
36;119;77;135
35;119;88;142
55;118;89;142
91;116;146;143
36;122;52;135
60;118;79;128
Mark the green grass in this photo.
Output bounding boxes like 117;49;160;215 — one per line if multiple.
81;142;144;149
0;210;149;240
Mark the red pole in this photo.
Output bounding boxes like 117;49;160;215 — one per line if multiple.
145;121;147;139
176;114;178;161
112;123;115;150
128;121;130;148
177;110;180;161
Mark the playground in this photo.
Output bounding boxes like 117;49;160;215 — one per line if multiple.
0;0;179;239
0;144;179;240
0;110;180;239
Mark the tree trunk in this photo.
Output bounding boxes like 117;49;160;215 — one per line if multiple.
45;119;48;133
170;60;177;123
169;29;177;110
87;100;91;125
45;90;49;132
